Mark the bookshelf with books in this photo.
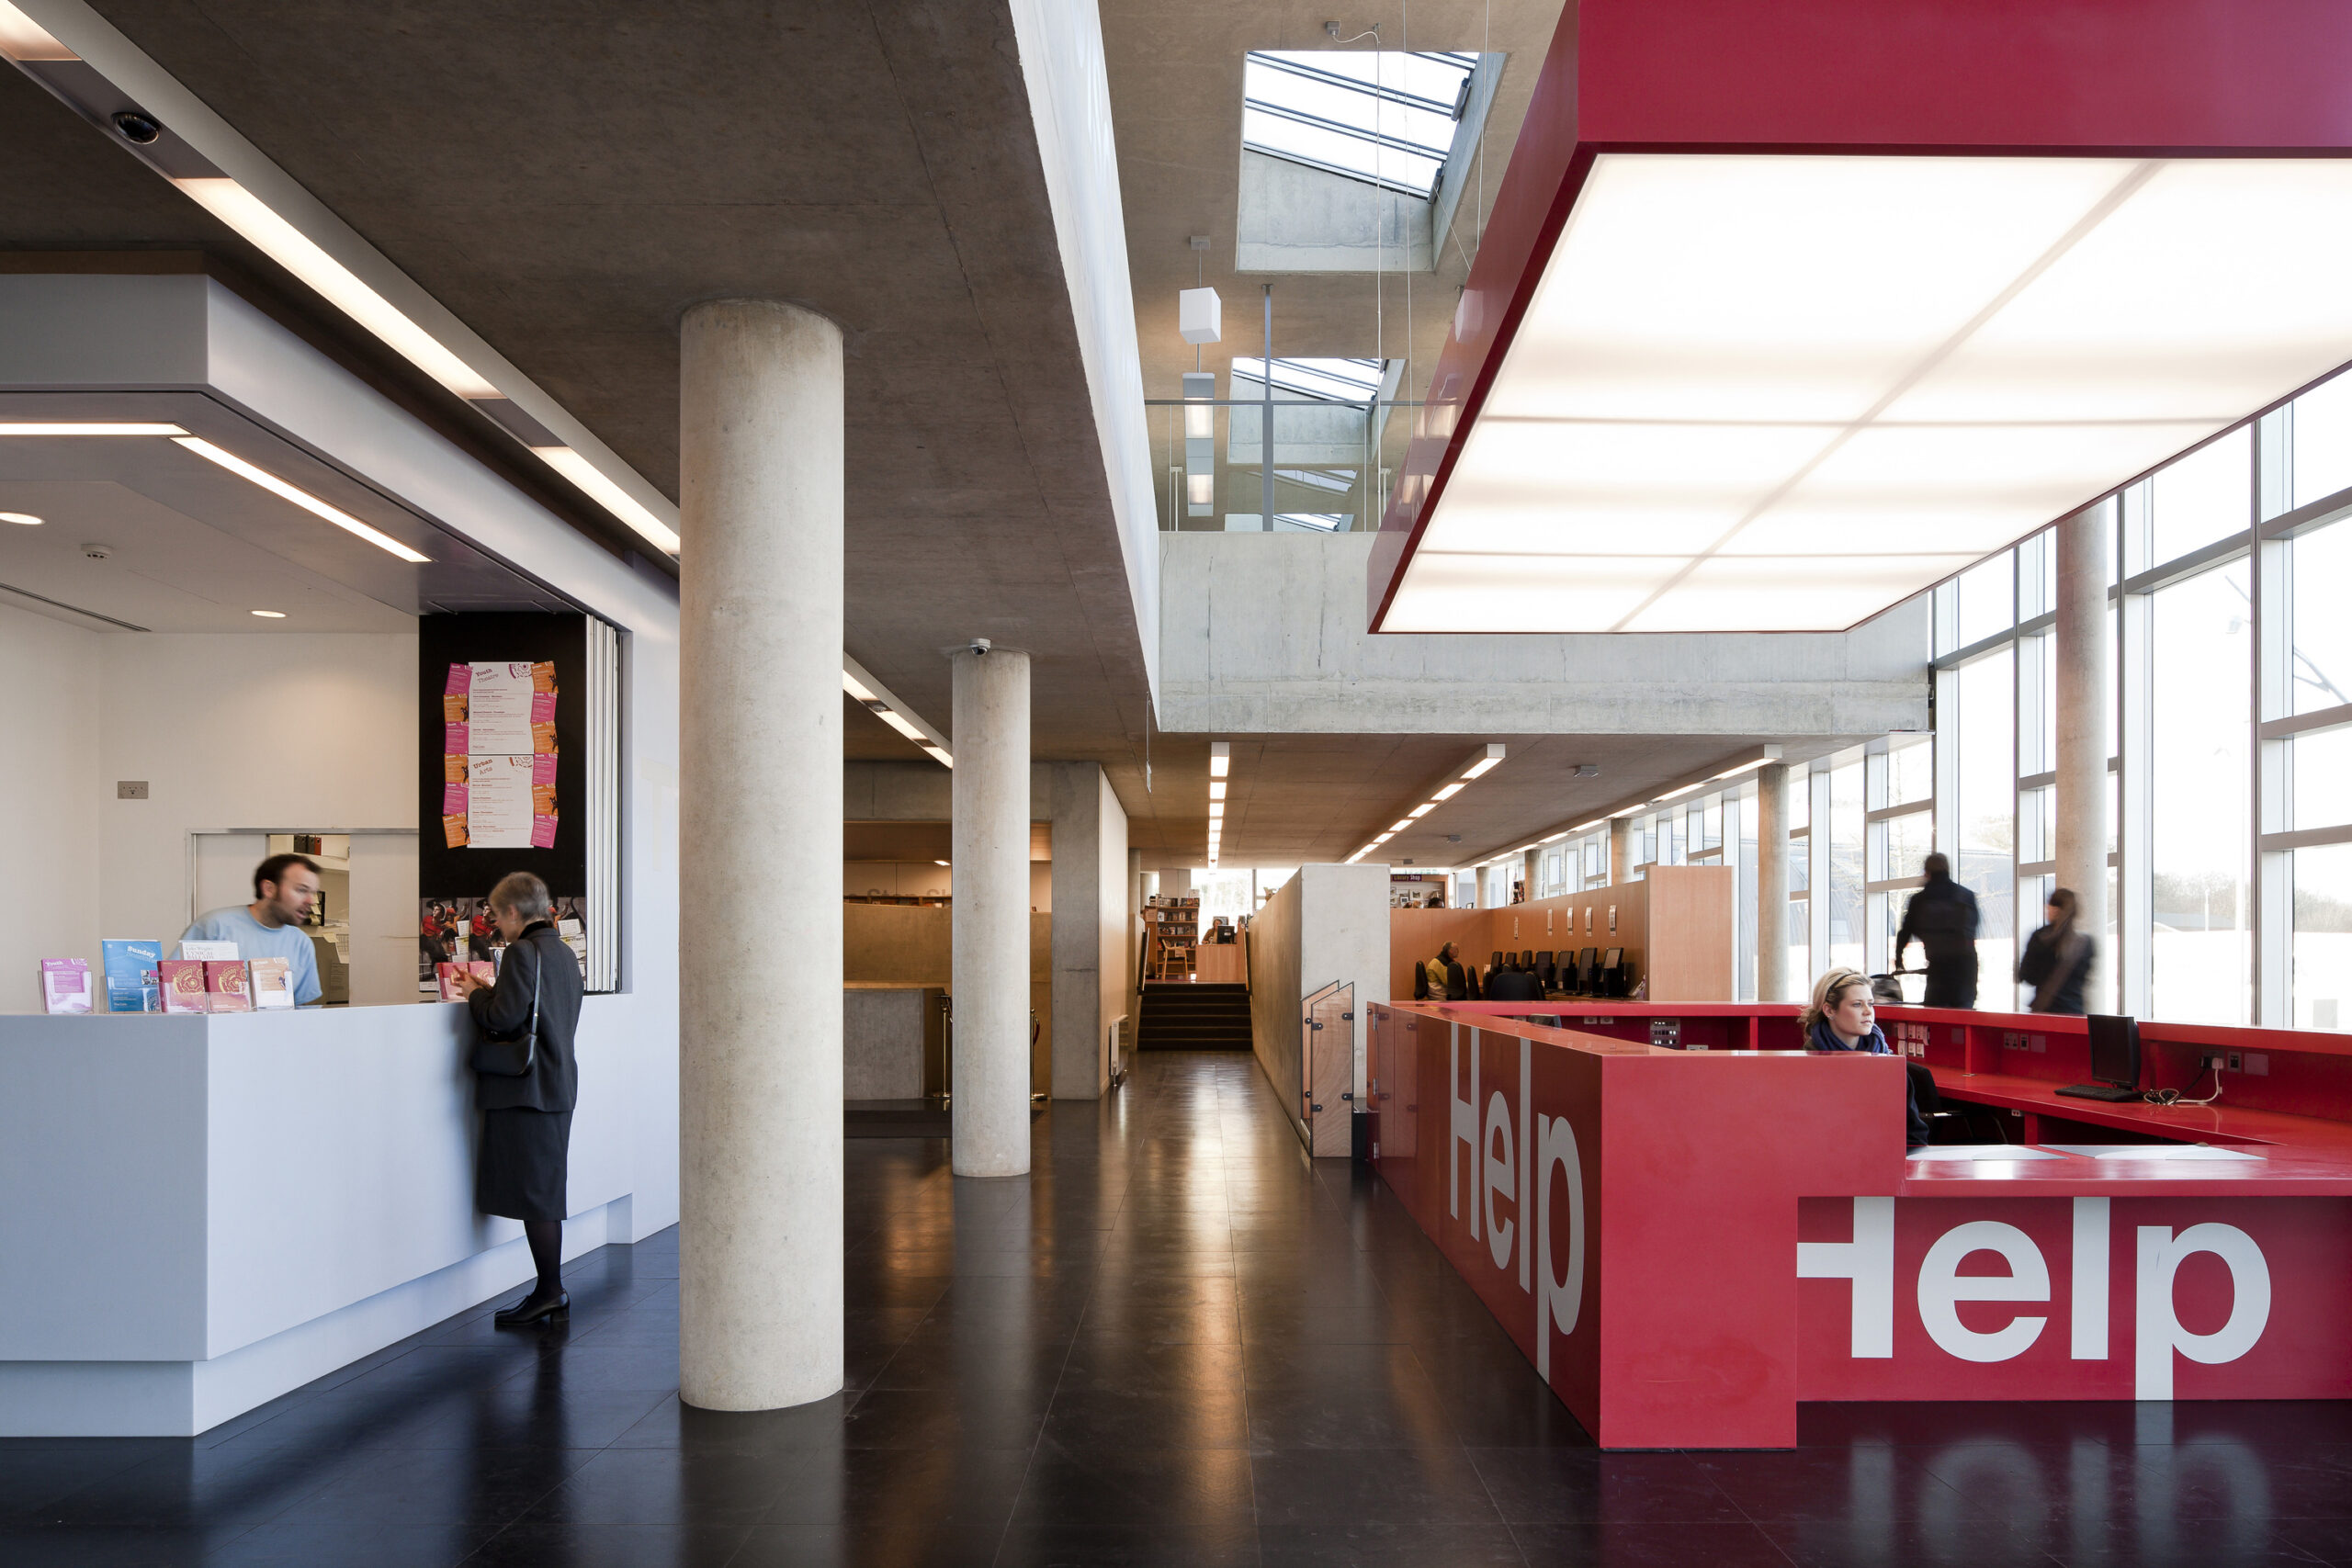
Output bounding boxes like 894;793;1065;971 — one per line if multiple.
1144;896;1201;982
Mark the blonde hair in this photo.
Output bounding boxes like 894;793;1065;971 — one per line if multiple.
1799;966;1871;1033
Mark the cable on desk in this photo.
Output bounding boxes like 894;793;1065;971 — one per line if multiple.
2146;1066;2224;1108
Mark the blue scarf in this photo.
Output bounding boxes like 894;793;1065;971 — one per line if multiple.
1808;1018;1892;1055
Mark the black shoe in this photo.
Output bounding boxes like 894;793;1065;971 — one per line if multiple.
493;1291;569;1327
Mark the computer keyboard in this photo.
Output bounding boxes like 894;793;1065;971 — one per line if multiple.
2055;1083;2143;1102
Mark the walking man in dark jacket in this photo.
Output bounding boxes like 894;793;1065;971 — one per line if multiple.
1894;853;1983;1009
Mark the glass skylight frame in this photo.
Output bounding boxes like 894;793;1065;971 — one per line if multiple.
1230;356;1388;404
1241;51;1477;199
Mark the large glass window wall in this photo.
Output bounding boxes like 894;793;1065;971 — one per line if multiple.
1907;366;2352;1029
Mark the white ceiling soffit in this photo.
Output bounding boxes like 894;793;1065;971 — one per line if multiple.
1387;153;2352;634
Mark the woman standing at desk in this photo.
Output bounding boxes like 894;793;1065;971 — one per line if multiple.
454;872;583;1327
1803;967;1933;1146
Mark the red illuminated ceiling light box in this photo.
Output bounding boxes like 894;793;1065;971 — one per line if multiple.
1370;0;2352;634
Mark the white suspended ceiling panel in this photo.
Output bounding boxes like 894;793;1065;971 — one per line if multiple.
1385;153;2352;633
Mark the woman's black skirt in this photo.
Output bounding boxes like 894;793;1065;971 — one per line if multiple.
477;1107;571;1222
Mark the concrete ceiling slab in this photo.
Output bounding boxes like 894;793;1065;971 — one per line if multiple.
4;2;1159;810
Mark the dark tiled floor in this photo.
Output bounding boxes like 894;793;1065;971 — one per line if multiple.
9;1051;2352;1565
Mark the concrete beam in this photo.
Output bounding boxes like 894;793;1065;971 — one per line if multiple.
1160;534;1930;737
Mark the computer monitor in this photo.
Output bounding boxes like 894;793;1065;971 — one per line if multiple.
1578;947;1598;990
1535;951;1555;987
1491;951;1503;973
2086;1014;2141;1089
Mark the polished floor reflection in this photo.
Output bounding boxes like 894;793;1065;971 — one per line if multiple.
8;1050;2352;1566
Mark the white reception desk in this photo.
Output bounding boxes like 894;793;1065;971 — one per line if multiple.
0;998;643;1436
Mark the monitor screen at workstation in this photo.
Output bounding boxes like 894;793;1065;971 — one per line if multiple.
2087;1014;2141;1089
1601;947;1623;971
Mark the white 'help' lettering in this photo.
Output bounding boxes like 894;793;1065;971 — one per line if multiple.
2134;1224;2271;1400
1534;1111;1584;1378
1799;1199;2273;1385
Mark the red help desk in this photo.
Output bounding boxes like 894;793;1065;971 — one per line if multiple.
1366;1002;2352;1450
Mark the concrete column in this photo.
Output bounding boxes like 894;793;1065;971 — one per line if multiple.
677;299;842;1412
1610;818;1633;886
2055;503;2111;1010
952;645;1032;1176
1755;766;1790;1003
1521;847;1542;901
1050;761;1124;1100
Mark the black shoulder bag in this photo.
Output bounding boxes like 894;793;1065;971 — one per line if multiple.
468;934;542;1077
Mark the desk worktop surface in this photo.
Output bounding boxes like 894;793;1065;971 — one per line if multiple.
1925;1064;2352;1152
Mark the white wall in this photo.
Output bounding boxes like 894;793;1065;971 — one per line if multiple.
98;632;417;1001
1247;863;1391;1145
0;603;102;1004
0;609;417;1009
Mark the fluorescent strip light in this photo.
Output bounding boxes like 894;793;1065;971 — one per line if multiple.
1209;803;1224;819
1408;804;1434;818
1461;746;1506;780
1709;757;1774;782
174;179;497;401
1373;833;1393;843
1432;782;1464;801
922;746;954;768
172;436;430;562
1389;819;1413;834
876;709;929;742
530;446;683;554
1209;742;1230;778
0;423;187;436
1540;831;1568;843
0;3;74;60
842;671;877;703
1209;781;1227;801
934;860;950;866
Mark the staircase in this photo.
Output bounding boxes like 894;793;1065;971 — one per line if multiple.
1137;983;1254;1052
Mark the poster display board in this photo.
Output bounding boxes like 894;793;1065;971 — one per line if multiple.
417;615;594;993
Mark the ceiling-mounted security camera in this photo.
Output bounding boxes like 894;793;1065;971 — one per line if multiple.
968;637;991;657
112;110;161;145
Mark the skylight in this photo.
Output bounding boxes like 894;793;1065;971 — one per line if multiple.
1242;51;1476;198
1230;356;1388;404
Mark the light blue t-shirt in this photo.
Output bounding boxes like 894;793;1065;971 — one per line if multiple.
177;907;323;1006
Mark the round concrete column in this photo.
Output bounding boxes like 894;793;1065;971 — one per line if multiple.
1755;765;1790;1003
952;645;1032;1178
2055;503;2111;1010
677;299;843;1412
1610;818;1634;886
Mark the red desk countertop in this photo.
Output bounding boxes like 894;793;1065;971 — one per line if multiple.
1924;1065;2352;1153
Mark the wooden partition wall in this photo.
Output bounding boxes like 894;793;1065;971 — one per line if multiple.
842;904;1052;1093
1386;865;1733;1002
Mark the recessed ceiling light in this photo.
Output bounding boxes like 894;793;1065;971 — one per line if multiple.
172;177;500;401
172;436;431;563
0;423;187;436
529;445;682;554
933;859;950;867
249;609;287;618
0;511;40;525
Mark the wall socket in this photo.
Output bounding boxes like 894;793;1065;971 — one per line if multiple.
116;781;148;799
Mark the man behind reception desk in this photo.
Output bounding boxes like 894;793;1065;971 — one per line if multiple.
178;852;324;1006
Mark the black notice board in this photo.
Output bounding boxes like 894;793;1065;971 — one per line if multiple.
417;613;587;901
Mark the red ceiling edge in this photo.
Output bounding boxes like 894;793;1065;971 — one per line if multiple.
1366;0;2352;634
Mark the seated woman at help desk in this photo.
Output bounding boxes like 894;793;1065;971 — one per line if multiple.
1802;966;1933;1147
